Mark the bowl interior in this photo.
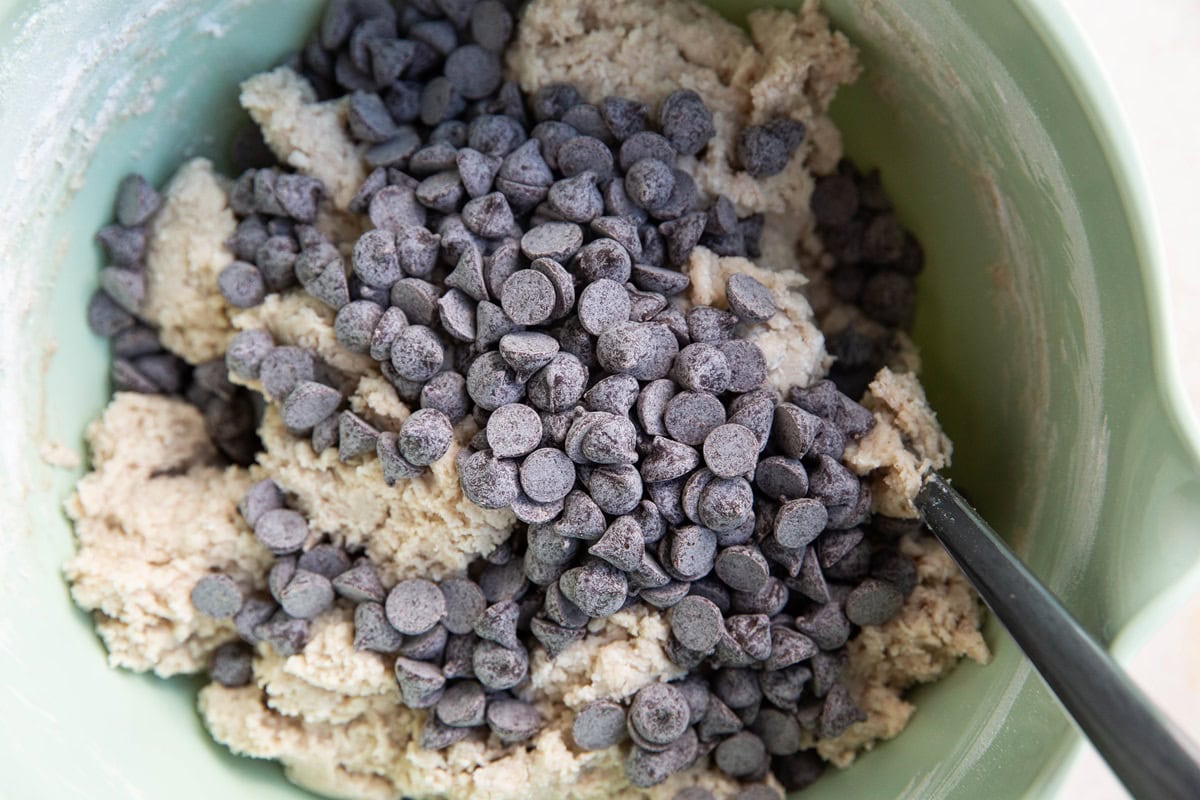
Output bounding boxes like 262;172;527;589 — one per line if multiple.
3;0;1200;798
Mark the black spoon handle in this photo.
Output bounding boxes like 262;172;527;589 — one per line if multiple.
915;473;1200;800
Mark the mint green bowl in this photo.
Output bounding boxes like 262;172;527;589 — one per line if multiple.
2;0;1199;798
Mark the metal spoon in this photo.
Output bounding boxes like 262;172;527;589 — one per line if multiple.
915;474;1200;800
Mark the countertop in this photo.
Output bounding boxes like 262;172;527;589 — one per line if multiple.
1045;0;1200;797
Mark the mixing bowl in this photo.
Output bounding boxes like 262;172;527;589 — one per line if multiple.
3;0;1199;797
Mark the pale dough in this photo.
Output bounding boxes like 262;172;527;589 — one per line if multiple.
844;367;953;519
65;1;989;796
141;158;238;365
240;66;367;211
64;392;271;676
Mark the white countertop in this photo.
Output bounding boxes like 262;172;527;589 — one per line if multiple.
1035;1;1200;796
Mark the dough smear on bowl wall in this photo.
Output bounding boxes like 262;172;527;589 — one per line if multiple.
63;0;989;797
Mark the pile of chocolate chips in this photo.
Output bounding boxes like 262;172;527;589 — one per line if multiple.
83;0;934;795
811;162;926;399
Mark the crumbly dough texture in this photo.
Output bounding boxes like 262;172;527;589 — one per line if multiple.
66;1;988;796
240;67;367;211
686;245;829;392
64;393;271;676
142;158;238;365
844;367;953;518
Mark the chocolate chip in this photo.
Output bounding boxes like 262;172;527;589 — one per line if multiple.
297;545;350;580
580;413;638;464
872;551;918;596
820;682;867;738
95;224;146;267
239;479;284;528
398;407;453;465
660;391;724;446
725;274;776;322
600;95;648;141
254;509;309;555
735;125;790;178
731;576;789;617
808;454;859;506
630;683;690;746
785;546;830;605
639;436;700;483
794;602;851;651
659;212;706;266
763;626;819;671
668;595;724;652
252;611;309;657
457;448;520;508
255;346;313;404
209;641;253;687
582;373;639;416
97;266;146;316
483;403;539;458
527;615;583;657
845;577;905;627
625;158;674;211
548;171;604;223
113;173;161;227
771;402;821;459
557;136;614;181
486;698;542;743
586;515;644;572
714;730;767;778
472;640;528;690
772;750;825;792
625;728;699;788
686;306;737;344
713;545;770;593
558;560;628;618
465;350;525;410
191;574;243;619
697;476;754;532
657;90;715;156
567;278;630;337
385;578;447;636
519;447;576;502
515;220;581;264
278;569;334;619
773;498;827;549
720;393;768;450
584;463;643;516
393;656;447;709
571;700;628;750
352;599;405;652
561;103;611;143
552;489;604;541
497;269;554;326
369;184;426;232
526;353;588;412
329;562;385;604
347;90;399;143
667;525;718;582
633;378;674;437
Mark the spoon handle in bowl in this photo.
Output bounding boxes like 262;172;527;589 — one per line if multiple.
916;474;1200;800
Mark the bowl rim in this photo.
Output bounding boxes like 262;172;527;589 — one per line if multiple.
1001;0;1200;794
